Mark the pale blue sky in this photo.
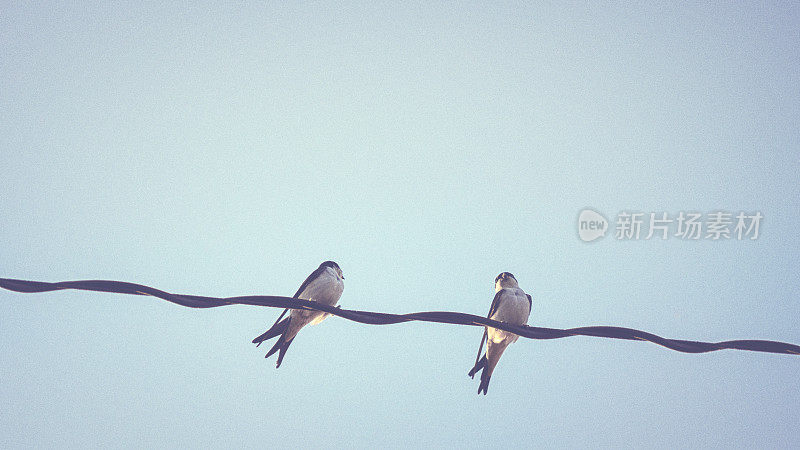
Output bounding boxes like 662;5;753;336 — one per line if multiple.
1;2;799;448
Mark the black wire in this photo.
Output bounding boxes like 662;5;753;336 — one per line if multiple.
1;277;798;356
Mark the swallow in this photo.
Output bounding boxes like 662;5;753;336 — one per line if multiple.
468;272;532;395
252;261;344;368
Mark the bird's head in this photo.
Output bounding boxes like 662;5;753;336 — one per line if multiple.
494;272;518;291
321;260;344;280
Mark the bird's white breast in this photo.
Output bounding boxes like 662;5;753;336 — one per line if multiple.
298;268;343;306
293;267;344;326
488;287;531;344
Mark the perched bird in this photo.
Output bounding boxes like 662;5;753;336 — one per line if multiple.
252;261;344;368
468;272;532;395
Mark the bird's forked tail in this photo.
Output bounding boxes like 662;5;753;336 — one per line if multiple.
264;332;295;368
254;314;296;368
475;340;509;395
468;355;487;379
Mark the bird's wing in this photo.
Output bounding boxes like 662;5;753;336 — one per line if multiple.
469;290;505;378
264;265;325;341
292;265;325;298
487;289;505;318
526;293;532;311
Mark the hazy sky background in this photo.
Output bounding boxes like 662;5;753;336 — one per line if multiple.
2;2;799;448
